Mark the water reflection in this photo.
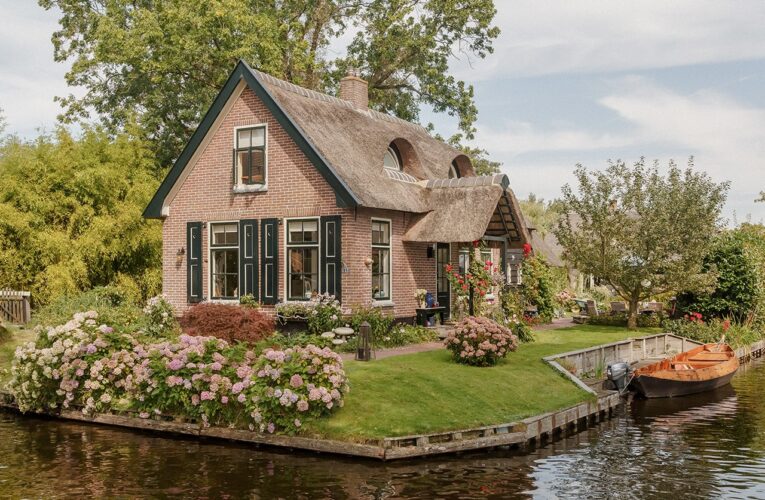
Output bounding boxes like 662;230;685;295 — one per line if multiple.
2;360;765;498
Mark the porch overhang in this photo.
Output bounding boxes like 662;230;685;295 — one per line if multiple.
402;180;530;244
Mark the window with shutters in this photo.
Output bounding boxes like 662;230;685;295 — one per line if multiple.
371;219;391;300
458;247;470;275
210;222;239;299
234;125;267;190
286;219;319;300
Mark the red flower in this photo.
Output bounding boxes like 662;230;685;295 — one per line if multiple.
445;264;453;272
472;240;480;248
466;274;473;280
522;243;532;256
462;284;468;291
485;260;492;267
722;319;731;332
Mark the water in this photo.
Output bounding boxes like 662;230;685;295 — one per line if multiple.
3;361;765;499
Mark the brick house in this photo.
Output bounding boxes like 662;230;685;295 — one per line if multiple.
144;61;532;320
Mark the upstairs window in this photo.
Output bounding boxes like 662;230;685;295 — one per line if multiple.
235;126;266;186
383;144;403;171
449;160;461;179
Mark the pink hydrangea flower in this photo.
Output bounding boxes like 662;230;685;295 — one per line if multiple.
289;374;304;388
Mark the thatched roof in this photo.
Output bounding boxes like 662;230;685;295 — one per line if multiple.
257;69;465;213
530;231;564;267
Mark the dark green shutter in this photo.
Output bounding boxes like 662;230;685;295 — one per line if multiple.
261;218;279;304
320;215;342;301
187;221;203;303
239;219;258;299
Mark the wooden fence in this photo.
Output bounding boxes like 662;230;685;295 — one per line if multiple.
0;290;31;324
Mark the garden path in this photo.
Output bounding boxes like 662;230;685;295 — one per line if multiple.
340;317;575;361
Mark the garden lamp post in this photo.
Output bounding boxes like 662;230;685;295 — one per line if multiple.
355;321;374;361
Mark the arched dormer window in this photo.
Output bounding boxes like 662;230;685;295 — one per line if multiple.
383;144;403;171
449;160;461;179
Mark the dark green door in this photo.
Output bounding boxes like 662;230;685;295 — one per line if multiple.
436;243;450;318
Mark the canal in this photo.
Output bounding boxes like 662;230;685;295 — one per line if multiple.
2;359;765;498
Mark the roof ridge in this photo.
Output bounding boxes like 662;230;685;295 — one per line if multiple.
250;68;427;131
422;174;509;190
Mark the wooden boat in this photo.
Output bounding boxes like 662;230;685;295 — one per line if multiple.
631;343;739;398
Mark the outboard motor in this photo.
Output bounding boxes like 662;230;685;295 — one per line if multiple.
606;362;631;393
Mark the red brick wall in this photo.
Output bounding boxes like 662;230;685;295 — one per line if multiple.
162;87;435;319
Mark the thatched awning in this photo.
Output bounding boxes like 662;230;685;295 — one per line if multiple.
403;185;503;242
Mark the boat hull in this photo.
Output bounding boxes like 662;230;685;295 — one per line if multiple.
630;343;739;399
632;370;736;399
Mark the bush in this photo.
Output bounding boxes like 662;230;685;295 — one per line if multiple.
677;229;763;324
255;332;335;352
337;323;438;353
521;256;556;322
239;294;260;309
253;345;349;434
509;316;534;343
10;311;348;434
587;313;663;328
275;294;342;335
142;295;179;338
0;322;10;343
32;286;145;330
180;303;274;344
347;305;394;341
444;316;518;366
663;316;762;348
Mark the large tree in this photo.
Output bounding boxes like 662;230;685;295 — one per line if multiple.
554;158;729;329
41;0;499;167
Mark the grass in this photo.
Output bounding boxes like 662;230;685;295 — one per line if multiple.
309;324;661;441
0;326;36;388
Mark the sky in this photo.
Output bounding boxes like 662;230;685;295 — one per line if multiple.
1;1;764;223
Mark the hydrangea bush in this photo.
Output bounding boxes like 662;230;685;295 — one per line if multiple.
10;311;348;435
252;345;348;433
142;295;179;337
444;316;519;367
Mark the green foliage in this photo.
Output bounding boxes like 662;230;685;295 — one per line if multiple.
141;295;180;338
677;228;763;324
275;294;342;335
339;323;438;353
347;305;394;341
521;256;556;322
519;193;562;236
42;0;500;165
31;286;145;331
0;127;162;306
554;158;729;328
663;317;762;348
0;323;9;343
239;294;260;309
258;332;335;352
587;313;663;328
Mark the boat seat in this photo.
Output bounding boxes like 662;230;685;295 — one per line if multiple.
688;354;729;362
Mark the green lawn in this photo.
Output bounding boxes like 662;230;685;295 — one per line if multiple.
0;326;36;388
309;325;661;441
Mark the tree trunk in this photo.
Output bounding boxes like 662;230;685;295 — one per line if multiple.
627;298;639;330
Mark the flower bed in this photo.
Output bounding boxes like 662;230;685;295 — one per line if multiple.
444;316;518;366
10;311;348;434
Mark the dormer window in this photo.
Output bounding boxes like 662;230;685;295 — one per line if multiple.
383;144;403;171
235;125;267;189
449;160;461;179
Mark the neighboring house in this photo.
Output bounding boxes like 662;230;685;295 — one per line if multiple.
144;61;531;320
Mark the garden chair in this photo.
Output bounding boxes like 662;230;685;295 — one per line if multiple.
610;302;627;315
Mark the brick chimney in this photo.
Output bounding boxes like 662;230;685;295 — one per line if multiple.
338;68;368;109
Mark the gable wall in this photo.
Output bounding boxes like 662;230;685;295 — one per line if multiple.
162;87;437;319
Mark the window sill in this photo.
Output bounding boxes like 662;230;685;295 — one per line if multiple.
207;298;240;304
233;184;267;194
372;300;395;308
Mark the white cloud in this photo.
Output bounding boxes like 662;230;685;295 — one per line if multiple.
454;0;765;80
475;78;765;222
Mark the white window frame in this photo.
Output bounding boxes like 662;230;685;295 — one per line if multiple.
371;218;393;304
284;217;321;302
458;246;471;275
233;123;268;193
208;221;240;302
383;145;403;171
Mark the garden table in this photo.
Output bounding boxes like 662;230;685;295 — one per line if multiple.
415;307;446;327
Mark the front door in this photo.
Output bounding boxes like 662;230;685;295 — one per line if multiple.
436;243;450;318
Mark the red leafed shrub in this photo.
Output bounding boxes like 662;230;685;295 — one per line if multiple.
180;303;275;343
